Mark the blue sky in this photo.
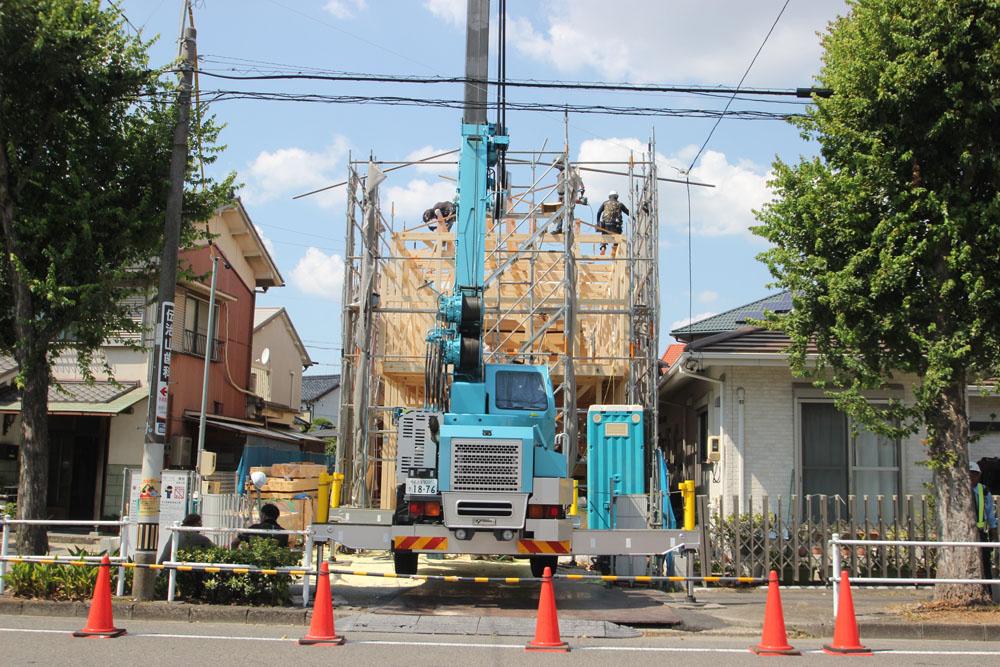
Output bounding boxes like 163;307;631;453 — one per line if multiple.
120;0;847;374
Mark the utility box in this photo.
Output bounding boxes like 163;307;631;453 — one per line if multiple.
586;404;645;530
612;494;649;576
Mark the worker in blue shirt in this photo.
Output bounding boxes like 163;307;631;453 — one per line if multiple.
970;462;997;585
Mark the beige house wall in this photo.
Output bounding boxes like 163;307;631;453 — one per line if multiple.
251;315;305;409
661;364;1000;511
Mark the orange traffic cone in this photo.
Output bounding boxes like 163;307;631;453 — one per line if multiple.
823;572;871;655
300;561;345;645
74;554;125;638
749;570;799;655
525;566;569;653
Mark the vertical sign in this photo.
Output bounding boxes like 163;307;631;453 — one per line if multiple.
158;470;191;560
155;301;174;437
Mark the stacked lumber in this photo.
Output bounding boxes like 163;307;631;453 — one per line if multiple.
246;463;328;543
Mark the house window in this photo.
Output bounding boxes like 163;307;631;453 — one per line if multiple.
182;295;220;360
800;401;900;519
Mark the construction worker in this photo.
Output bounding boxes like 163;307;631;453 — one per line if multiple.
422;200;456;232
551;156;586;234
596;190;629;254
970;462;998;587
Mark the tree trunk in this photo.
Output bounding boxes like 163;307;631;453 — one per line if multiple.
15;349;50;555
928;376;988;604
0;141;50;555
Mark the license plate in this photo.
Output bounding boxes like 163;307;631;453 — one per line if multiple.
406;478;438;496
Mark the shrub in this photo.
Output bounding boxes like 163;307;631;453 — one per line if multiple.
4;548;129;601
175;537;301;606
2;501;14;517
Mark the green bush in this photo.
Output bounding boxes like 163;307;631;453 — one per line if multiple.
175;537;301;606
5;548;129;601
2;500;14;517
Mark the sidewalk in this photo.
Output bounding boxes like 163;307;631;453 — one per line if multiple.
664;586;1000;641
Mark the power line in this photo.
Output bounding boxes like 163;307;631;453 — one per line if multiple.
686;0;792;172
193;65;818;99
198;89;800;121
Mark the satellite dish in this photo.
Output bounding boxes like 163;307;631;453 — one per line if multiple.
260;348;270;365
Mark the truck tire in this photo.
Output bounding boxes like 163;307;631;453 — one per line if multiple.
529;555;558;578
394;551;419;576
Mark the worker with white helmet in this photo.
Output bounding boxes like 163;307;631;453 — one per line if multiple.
595;190;629;254
970;461;997;589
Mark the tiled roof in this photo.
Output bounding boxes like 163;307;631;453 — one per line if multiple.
302;374;341;402
0;381;146;415
660;344;686;372
671;291;792;339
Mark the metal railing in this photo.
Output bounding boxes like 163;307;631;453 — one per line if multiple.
165;524;313;607
0;517;129;597
695;493;966;584
182;329;222;361
830;533;1000;616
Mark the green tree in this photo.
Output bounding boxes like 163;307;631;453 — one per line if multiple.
0;0;232;553
754;0;1000;604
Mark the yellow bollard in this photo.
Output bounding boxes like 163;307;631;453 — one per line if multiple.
679;480;696;530
316;472;332;524
330;472;344;509
568;479;579;516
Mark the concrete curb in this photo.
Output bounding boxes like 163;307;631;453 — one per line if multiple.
0;597;311;625
790;621;1000;642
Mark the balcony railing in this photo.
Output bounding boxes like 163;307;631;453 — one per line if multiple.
182;329;222;361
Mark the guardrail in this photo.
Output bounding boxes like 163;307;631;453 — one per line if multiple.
829;532;1000;616
0;517;129;597
164;524;313;606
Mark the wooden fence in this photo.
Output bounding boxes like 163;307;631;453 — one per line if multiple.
695;494;952;584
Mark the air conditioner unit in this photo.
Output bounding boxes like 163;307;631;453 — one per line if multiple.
169;435;193;467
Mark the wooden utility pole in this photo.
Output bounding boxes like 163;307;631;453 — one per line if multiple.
133;20;196;600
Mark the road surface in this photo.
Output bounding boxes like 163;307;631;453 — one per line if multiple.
1;614;997;666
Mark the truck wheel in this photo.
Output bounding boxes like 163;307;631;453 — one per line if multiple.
394;551;419;576
529;555;558;578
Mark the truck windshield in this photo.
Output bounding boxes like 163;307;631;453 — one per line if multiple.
495;370;548;411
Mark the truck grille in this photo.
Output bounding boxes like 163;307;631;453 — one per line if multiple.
450;438;521;492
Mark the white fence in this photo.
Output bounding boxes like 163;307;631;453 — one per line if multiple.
164;524;313;606
829;532;1000;616
0;518;129;597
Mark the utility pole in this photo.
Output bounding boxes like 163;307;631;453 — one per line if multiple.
133;20;196;600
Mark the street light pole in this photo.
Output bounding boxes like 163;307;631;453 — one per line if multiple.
133;17;196;600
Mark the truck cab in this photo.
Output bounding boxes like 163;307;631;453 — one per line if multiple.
395;364;572;575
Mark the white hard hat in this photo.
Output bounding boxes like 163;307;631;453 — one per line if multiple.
608;190;618;198
970;462;981;473
250;471;268;489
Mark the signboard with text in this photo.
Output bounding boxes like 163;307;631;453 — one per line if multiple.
154;301;174;437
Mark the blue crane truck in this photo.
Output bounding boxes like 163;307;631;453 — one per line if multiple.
312;0;695;576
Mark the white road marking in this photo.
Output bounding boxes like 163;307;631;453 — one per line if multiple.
2;627;1000;655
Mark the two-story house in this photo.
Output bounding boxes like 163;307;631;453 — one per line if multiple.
0;200;318;520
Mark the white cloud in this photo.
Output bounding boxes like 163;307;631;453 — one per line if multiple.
324;0;366;19
404;145;458;175
671;312;717;331
384;178;457;225
241;137;349;209
508;1;844;86
291;248;345;299
576;137;772;236
698;290;719;304
424;0;465;26
253;224;276;256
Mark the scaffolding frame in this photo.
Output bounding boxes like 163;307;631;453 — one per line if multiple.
336;129;662;518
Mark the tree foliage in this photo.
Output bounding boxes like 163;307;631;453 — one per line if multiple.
753;0;1000;603
0;0;231;364
0;0;233;553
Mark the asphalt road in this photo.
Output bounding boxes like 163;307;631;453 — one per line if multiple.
1;614;998;666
